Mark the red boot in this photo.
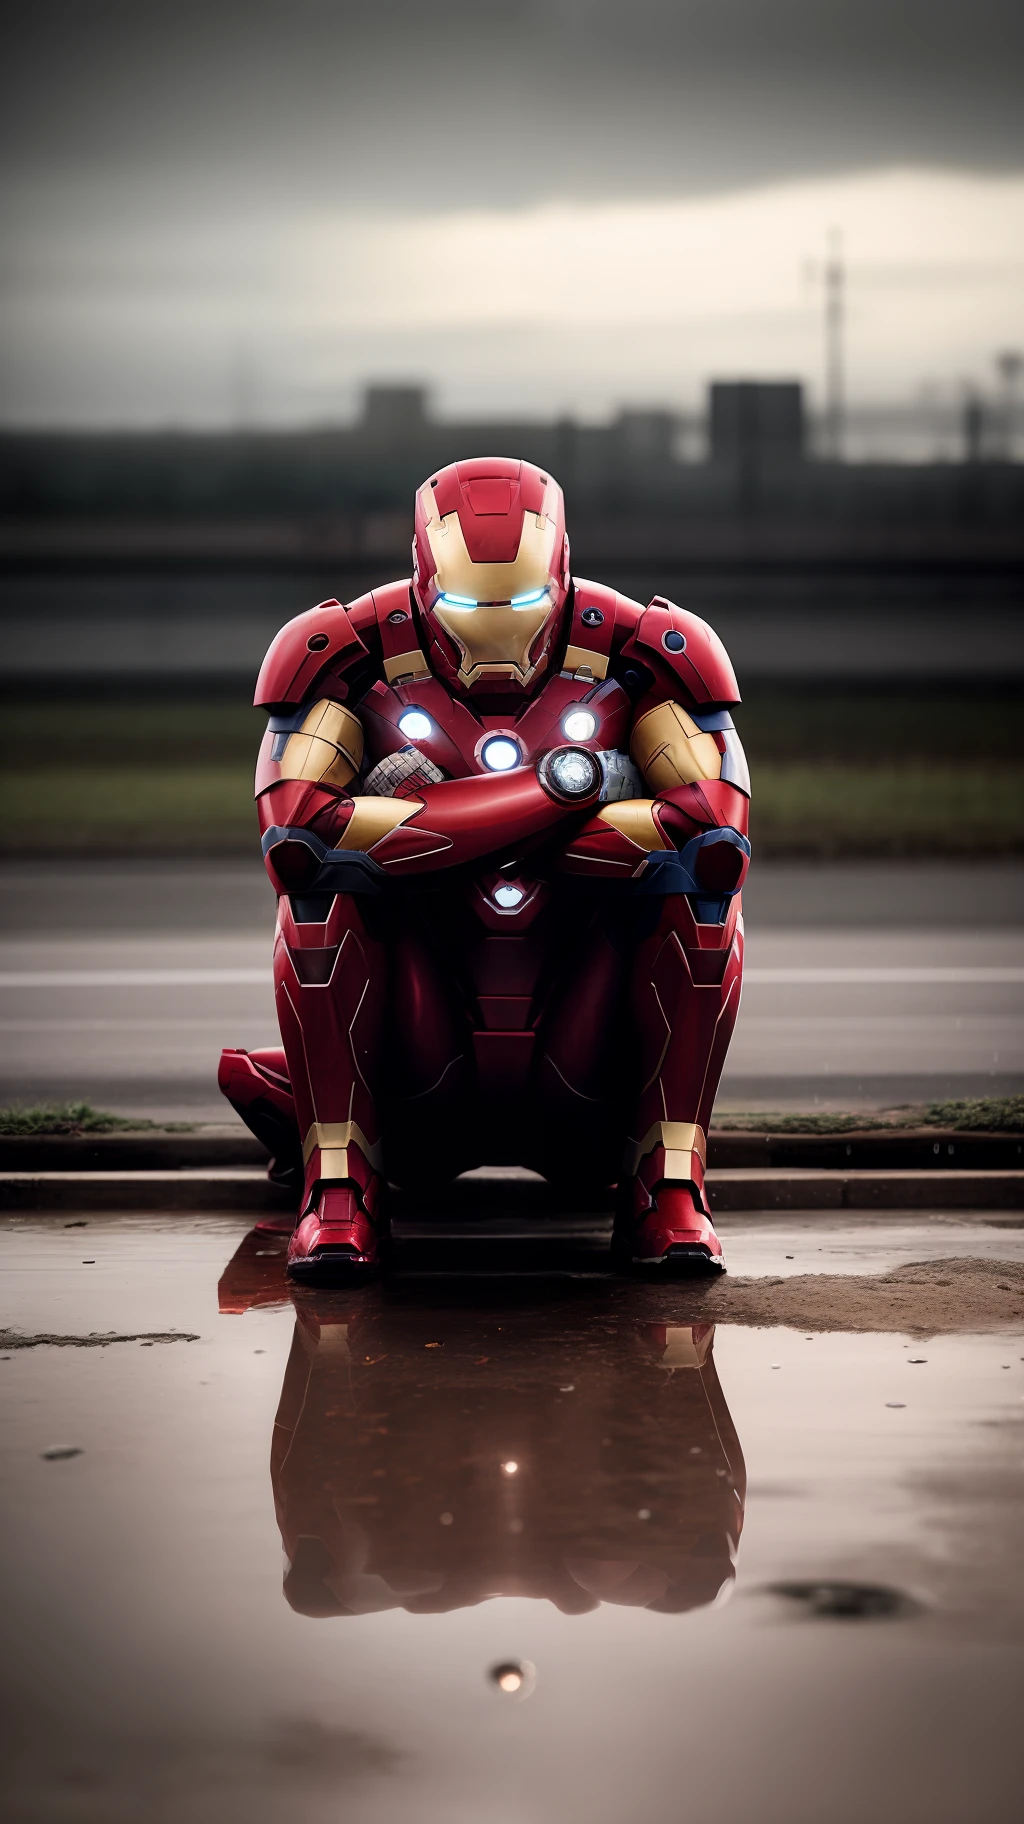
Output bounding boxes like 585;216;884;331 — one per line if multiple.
287;1174;389;1281
614;1131;725;1273
614;1182;725;1272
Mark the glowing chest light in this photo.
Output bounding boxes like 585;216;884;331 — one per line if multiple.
480;736;522;772
398;709;433;741
562;708;597;742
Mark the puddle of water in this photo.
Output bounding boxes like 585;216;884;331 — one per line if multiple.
1;1217;1022;1823
717;1214;1024;1278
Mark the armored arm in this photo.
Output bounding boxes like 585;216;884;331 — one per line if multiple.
559;599;751;918
259;737;604;893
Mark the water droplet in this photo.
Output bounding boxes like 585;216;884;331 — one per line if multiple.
502;1460;518;1476
508;1517;524;1534
637;1508;652;1520
489;1660;536;1698
439;1512;453;1526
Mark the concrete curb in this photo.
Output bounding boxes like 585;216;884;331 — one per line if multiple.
1;1127;1021;1173
707;1169;1024;1211
3;1168;1023;1214
0;1170;285;1213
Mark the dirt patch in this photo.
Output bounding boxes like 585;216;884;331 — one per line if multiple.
0;1330;200;1350
683;1257;1024;1334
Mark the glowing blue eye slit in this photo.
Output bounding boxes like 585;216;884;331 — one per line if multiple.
439;593;477;610
398;710;433;741
562;709;597;742
510;589;549;609
480;737;521;773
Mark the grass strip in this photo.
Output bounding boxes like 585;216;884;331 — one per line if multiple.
714;1094;1024;1134
748;762;1024;858
0;764;256;853
0;1103;192;1136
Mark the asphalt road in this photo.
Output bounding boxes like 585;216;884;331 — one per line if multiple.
1;860;1021;1119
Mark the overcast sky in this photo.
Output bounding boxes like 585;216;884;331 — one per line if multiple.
2;1;1022;428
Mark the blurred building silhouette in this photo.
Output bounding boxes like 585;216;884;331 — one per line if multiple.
3;379;1022;522
709;382;805;467
1;382;1022;685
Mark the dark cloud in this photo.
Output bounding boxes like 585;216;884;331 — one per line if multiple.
2;1;1022;205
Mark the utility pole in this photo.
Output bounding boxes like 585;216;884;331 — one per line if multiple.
824;230;844;462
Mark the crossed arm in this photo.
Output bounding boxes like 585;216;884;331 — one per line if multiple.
256;692;750;896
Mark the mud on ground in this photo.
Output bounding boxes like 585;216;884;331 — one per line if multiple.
672;1256;1024;1334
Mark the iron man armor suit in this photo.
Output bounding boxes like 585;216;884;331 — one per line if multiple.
219;457;750;1278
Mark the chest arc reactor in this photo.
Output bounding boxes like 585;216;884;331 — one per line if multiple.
480;736;522;772
538;746;601;802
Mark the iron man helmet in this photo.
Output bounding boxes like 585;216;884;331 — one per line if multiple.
412;457;570;696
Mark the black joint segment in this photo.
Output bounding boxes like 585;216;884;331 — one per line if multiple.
290;894;336;923
689;709;735;732
261;825;388;896
312;852;388;896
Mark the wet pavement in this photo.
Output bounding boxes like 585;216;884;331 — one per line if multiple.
2;1212;1023;1822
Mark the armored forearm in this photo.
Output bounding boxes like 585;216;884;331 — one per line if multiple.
259;749;603;893
558;698;750;910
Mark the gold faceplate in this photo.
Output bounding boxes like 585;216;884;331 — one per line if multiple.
302;1119;384;1176
421;495;560;687
630;700;723;793
280;699;365;792
597;799;670;852
335;796;421;852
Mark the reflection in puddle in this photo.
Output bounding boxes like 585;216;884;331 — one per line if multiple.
220;1230;746;1622
273;1305;744;1619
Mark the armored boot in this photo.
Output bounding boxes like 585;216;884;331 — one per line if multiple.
288;1132;389;1280
613;1126;725;1271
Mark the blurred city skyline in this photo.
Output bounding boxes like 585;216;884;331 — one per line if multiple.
2;3;1022;433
